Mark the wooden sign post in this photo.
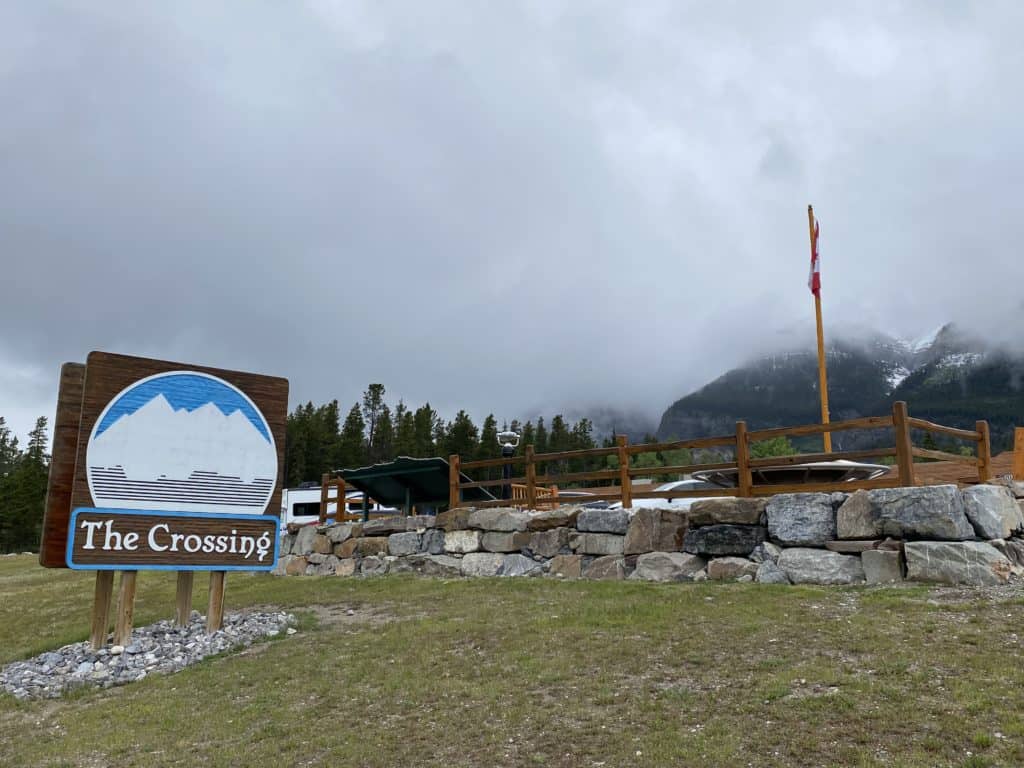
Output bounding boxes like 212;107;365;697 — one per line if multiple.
40;352;288;649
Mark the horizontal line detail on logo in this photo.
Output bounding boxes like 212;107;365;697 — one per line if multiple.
90;471;272;484
86;495;265;506
89;467;273;482
90;480;271;492
91;487;268;497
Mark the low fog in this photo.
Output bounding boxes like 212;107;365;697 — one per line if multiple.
2;2;1023;440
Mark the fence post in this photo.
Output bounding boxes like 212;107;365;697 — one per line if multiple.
735;421;752;497
1014;428;1024;481
616;435;632;509
448;454;461;509
976;420;992;483
525;445;537;510
892;401;915;487
336;476;346;520
319;472;330;523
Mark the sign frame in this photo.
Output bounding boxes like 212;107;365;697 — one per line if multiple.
40;351;288;569
66;508;281;572
38;351;289;647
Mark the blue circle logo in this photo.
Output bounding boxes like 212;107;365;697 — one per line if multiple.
86;372;277;515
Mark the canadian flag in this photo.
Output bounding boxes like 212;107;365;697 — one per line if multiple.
808;218;821;296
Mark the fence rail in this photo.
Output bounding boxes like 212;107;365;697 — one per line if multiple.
447;401;995;510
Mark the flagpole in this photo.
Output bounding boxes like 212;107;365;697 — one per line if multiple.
808;204;832;452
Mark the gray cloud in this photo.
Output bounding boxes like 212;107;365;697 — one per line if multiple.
2;1;1023;441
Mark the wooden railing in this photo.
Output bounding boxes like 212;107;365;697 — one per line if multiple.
448;401;995;509
511;484;558;510
316;475;400;524
1015;428;1024;481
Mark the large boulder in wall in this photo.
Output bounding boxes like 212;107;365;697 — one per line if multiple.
683;524;765;557
777;548;865;585
904;541;1012;586
688;498;765;526
766;493;836;547
623;508;688;554
836;486;974;541
961;485;1024;540
468;508;531;532
577;509;630;534
629;552;706;582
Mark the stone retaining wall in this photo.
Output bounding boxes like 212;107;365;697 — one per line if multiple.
273;481;1024;587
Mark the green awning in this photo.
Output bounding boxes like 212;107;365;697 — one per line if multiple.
338;456;495;508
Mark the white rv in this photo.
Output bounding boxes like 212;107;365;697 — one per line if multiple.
280;483;396;531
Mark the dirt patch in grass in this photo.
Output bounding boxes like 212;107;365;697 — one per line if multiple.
303;602;398;629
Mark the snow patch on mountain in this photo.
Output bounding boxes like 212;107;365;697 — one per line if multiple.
911;324;946;353
937;352;983;369
886;365;911;391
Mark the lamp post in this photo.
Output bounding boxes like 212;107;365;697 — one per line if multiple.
497;430;520;501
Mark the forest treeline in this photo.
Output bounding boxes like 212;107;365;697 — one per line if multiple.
282;383;774;487
0;417;50;554
0;385;805;553
284;384;603;486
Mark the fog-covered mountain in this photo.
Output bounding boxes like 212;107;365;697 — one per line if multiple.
565;405;659;443
656;324;1024;451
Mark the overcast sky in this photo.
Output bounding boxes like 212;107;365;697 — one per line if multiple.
2;1;1023;443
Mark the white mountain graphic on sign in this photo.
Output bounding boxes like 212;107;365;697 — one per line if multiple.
87;393;276;515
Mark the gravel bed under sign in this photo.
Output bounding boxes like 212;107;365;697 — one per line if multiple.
0;610;296;700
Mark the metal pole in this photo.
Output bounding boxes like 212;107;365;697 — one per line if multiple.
501;444;513;500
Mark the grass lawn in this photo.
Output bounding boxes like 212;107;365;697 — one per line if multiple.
2;554;1024;767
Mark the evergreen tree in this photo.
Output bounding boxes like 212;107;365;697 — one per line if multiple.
370;405;394;462
547;415;570;475
338;403;367;469
361;384;387;450
27;417;47;461
520;420;535;449
412;403;438;457
569;417;596;473
284;413;308;486
432;411;448;456
549;415;570;453
310;399;340;476
0;417;49;553
535;417;548;455
0;417;18;478
394;407;416;458
444;410;479;459
572;418;594;449
477;414;499;461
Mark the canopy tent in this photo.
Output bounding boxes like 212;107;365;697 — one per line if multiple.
338;456;496;515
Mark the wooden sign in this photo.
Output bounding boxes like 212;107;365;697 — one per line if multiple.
40;351;288;570
39;363;87;568
67;509;279;570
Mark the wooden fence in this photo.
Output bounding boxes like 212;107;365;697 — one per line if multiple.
448;401;995;510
